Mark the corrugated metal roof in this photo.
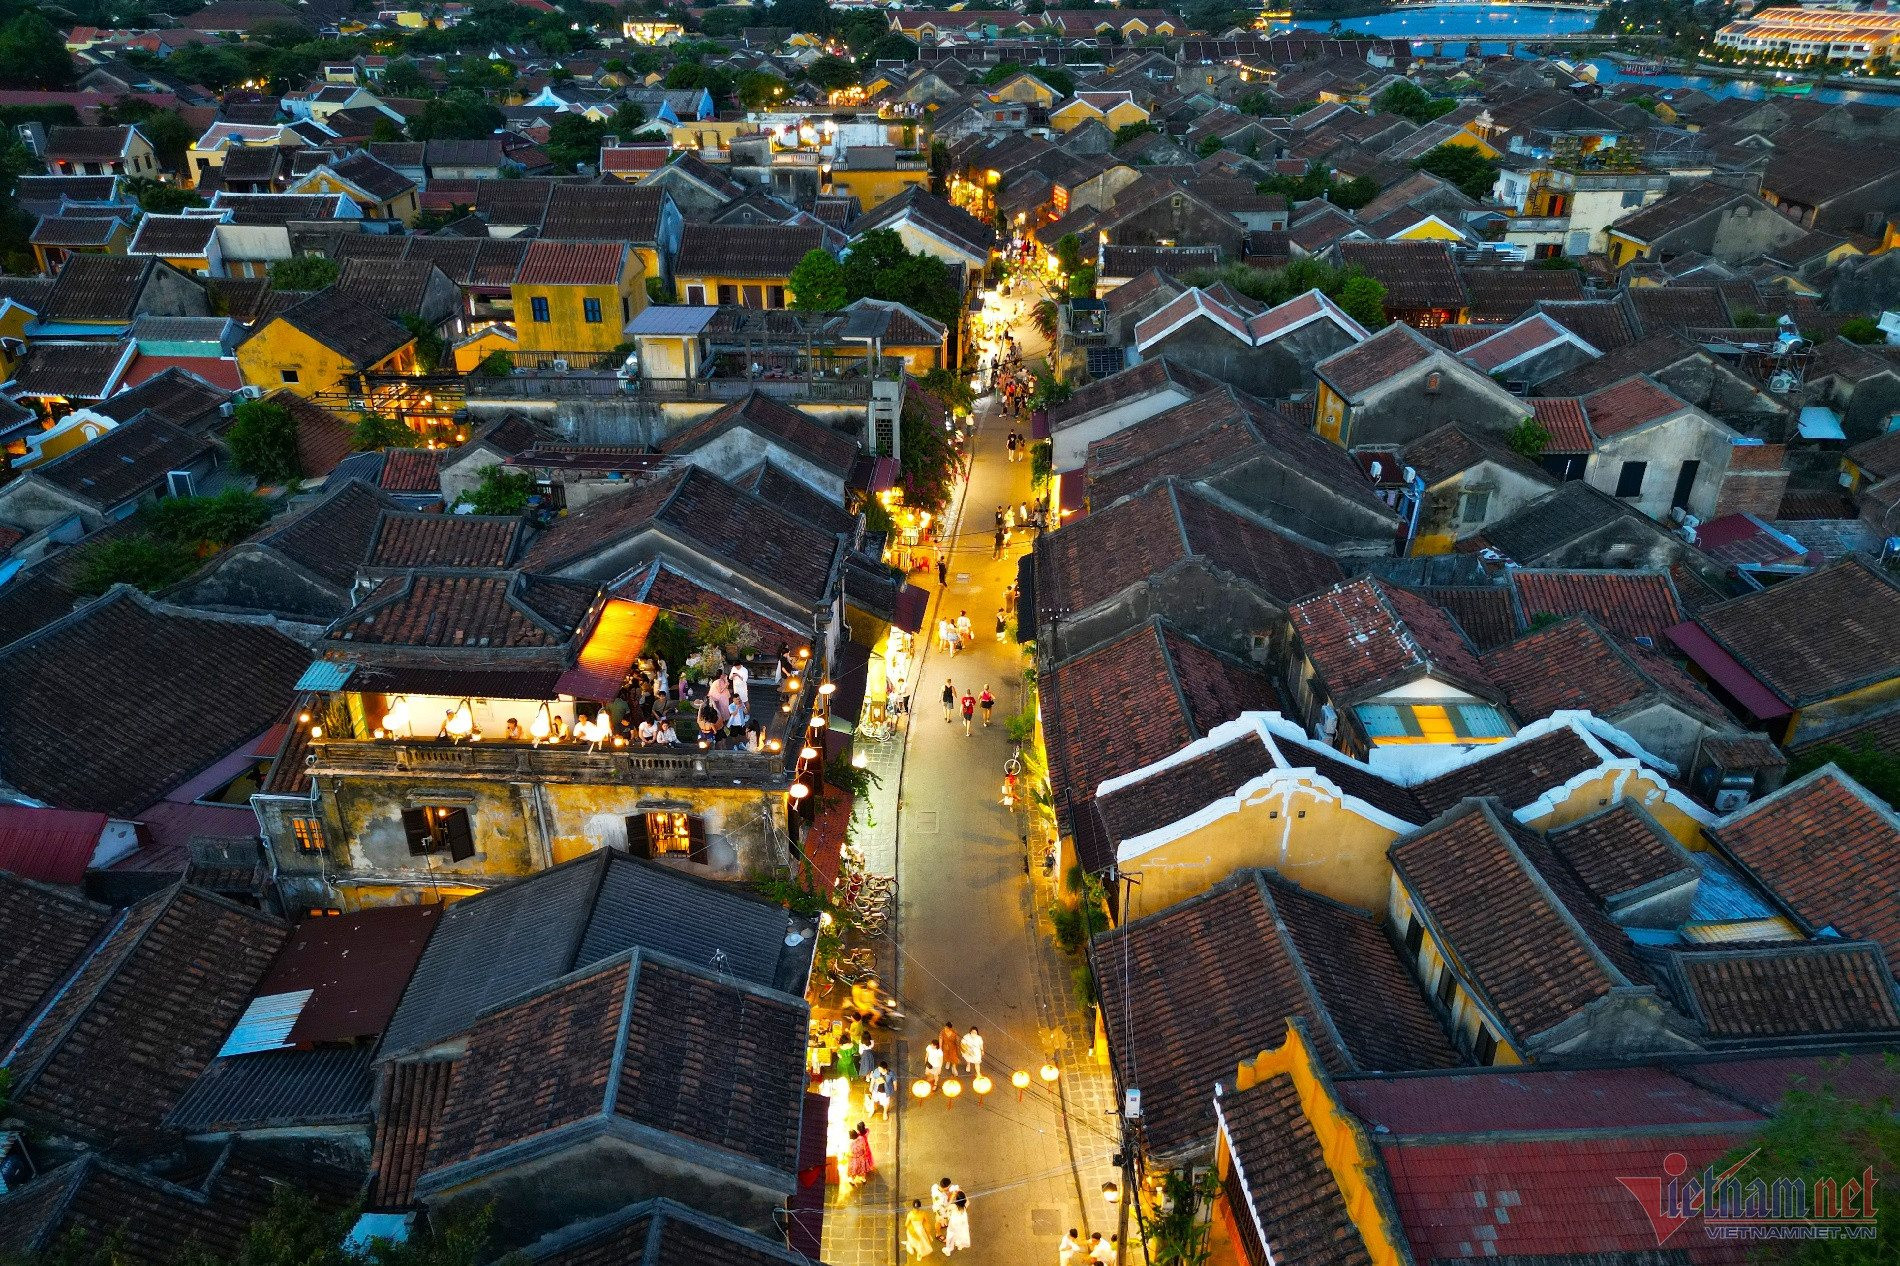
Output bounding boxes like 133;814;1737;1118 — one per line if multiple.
0;805;109;885
295;660;356;691
625;304;718;336
256;904;442;1046
218;989;312;1056
168;1044;376;1133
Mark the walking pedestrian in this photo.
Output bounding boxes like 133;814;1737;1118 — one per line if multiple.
960;690;976;736
995;505;1004;530
1006;431;1018;462
1004;505;1016;532
932;1179;960;1237
846;1122;875;1188
993;526;1005;559
937;556;948;587
924;1039;944;1087
995;607;1008;642
938;1021;957;1060
1059;1229;1084;1266
1089;1233;1118;1264
959;1026;984;1075
936;618;952;653
1020;500;1031;525
979;686;995;727
905;1201;935;1261
942;678;956;723
944;1191;971;1255
866;1063;893;1119
956;610;973;644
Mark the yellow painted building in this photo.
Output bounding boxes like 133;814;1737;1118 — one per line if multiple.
290;160;419;224
510;240;646;356
988;73;1060;106
826;161;930;209
237;288;418;400
1049;92;1150;134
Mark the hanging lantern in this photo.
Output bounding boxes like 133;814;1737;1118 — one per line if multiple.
446;699;474;739
529;703;552;741
382;695;410;733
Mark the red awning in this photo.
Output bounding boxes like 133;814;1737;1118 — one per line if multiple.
554;598;658;701
1665;620;1791;722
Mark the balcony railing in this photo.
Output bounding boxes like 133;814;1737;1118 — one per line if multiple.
465;371;882;403
309;738;786;786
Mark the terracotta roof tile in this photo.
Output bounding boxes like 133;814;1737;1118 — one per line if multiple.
675;223;824;278
365;511;524;569
516;240;628;286
1485;615;1722;726
1289;575;1488;703
660;390;860;478
1400;584;1517;651
1529;395;1591;452
0;875;112;1051
1693;556;1900;707
327;570;598;649
1408;727;1606;817
1462;267;1585;324
1337;239;1467;313
377;448;442;494
1581;374;1687;439
1507;567;1684;646
1219;1071;1373;1266
1314;321;1438;400
1710;768;1900;973
1664;941;1900;1041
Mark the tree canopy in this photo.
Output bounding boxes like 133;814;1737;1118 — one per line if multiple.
269;255;340;291
839;229;961;325
225;399;303;485
0;14;75;88
408;89;505;141
1413;144;1502;201
1376;79;1458;124
789;248;847;311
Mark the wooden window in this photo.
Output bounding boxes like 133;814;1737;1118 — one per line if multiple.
1434;961;1456;1007
742;284;765;309
530;296;551;323
291;817;326;853
632;811;708;862
401;806;475;860
1458;488;1490;524
583;297;603;323
1403;915;1424;958
717;284;739;305
1474;1027;1498;1066
686;284;706;304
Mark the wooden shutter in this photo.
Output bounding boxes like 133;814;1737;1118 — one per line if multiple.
442;809;475;862
686;815;708;864
401;807;433;855
628;814;653;858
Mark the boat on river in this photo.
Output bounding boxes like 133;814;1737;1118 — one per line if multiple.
1768;79;1816;95
1620;58;1675;76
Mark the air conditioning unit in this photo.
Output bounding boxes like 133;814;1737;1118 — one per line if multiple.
238;385;264;399
218;401;236;417
550;358;569;372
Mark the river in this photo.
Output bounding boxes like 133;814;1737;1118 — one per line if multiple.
1285;5;1900;105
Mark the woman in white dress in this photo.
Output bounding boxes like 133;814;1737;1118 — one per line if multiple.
943;1191;971;1255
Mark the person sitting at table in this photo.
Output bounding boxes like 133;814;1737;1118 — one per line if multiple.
504;718;522;742
637;716;658;746
656;718;679;745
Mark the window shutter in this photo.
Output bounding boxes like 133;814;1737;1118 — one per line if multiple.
686;815;709;864
401;808;433;855
442;809;475;861
629;814;654;858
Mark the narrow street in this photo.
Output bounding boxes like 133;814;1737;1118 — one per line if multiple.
824;298;1121;1264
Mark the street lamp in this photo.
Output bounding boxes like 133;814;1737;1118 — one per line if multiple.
1012;1070;1030;1101
972;1074;992;1098
1102;1181;1122;1205
941;1077;962;1107
1040;1061;1060;1084
912;1078;933;1100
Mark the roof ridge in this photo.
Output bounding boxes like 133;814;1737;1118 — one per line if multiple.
1480;800;1634;991
1249;871;1364;1073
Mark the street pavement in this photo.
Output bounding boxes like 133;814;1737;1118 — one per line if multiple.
821;375;1124;1265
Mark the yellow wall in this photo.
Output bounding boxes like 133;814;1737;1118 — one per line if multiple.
1388;880;1524;1065
829;166;930;208
991;77;1057;105
1391;218;1464;243
0;299;34;376
238;320;415;398
1517;765;1705;849
1224;1024;1410;1266
453;324;517;372
1607;231;1647;268
673;118;750;153
677;271;792;308
297;168;419;224
33;222;131;274
24;415;114;468
1049;100;1150;133
1314;381;1347;445
1124;776;1404;915
513;256;646;355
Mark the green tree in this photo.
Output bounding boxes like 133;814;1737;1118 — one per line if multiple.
1331;174;1381;211
863;32;917;62
1335;275;1388;330
224;399;303;484
165;42;249;91
1112;120;1156;146
1715;1065;1898;1266
1414;145;1502;201
269;254;340;291
736;69;787;109
409;88;504;141
351;412;414;451
789;247;847;311
149;488;272;549
1195;133;1224;158
0;14;75;88
1789;740;1899;809
839;229;959;324
130;180;205;214
1376;79;1456;124
1839;317;1885;345
100;100;194;172
380;57;429;96
803;55;859;91
73;535;199;595
981;60;1025;85
545;111;609;171
1506;415;1549;461
458;464;535;514
399;314;446;373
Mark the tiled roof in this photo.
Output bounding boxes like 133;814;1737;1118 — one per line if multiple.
365;511;523;570
265;389;355;478
368;1056;454;1209
660;390;860;477
257;478;395;589
1662;942;1900;1041
1538;298;1639;352
1289;575;1489;703
1528;395;1591;452
675;223;824;278
0;591;311;816
1507;567;1684;646
333;258;449;322
378;447;442;494
32;213;129;251
527;1198;816;1265
327;570;598;649
1407;726;1605;817
1547;801;1694;910
1580;374;1687;439
326;151;416;201
1218;1072;1373;1266
849;186;996;259
128;213;220;257
735;460;857;538
516;239;628;286
1401;584;1516;652
271;287;413;368
1400;423;1545;487
617;560;806;652
1314;321;1438;400
1478;480;1653;565
522;466;839;605
1337;239;1466;312
1483;615;1723;726
1036;480;1340;622
1626;284;1731;336
2;885;288;1145
1094;870;1454;1161
44;125;134;162
1047;357;1219;431
1709;767;1900;973
0;875;112;1050
1847;425;1900;483
417;951;807;1183
9;339;132;400
1390;801;1634;1046
1461;267;1585;324
1042;620;1278;829
1692;556;1900;707
35;414;213;507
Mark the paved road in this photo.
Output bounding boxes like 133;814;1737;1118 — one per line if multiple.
886;388;1096;1265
